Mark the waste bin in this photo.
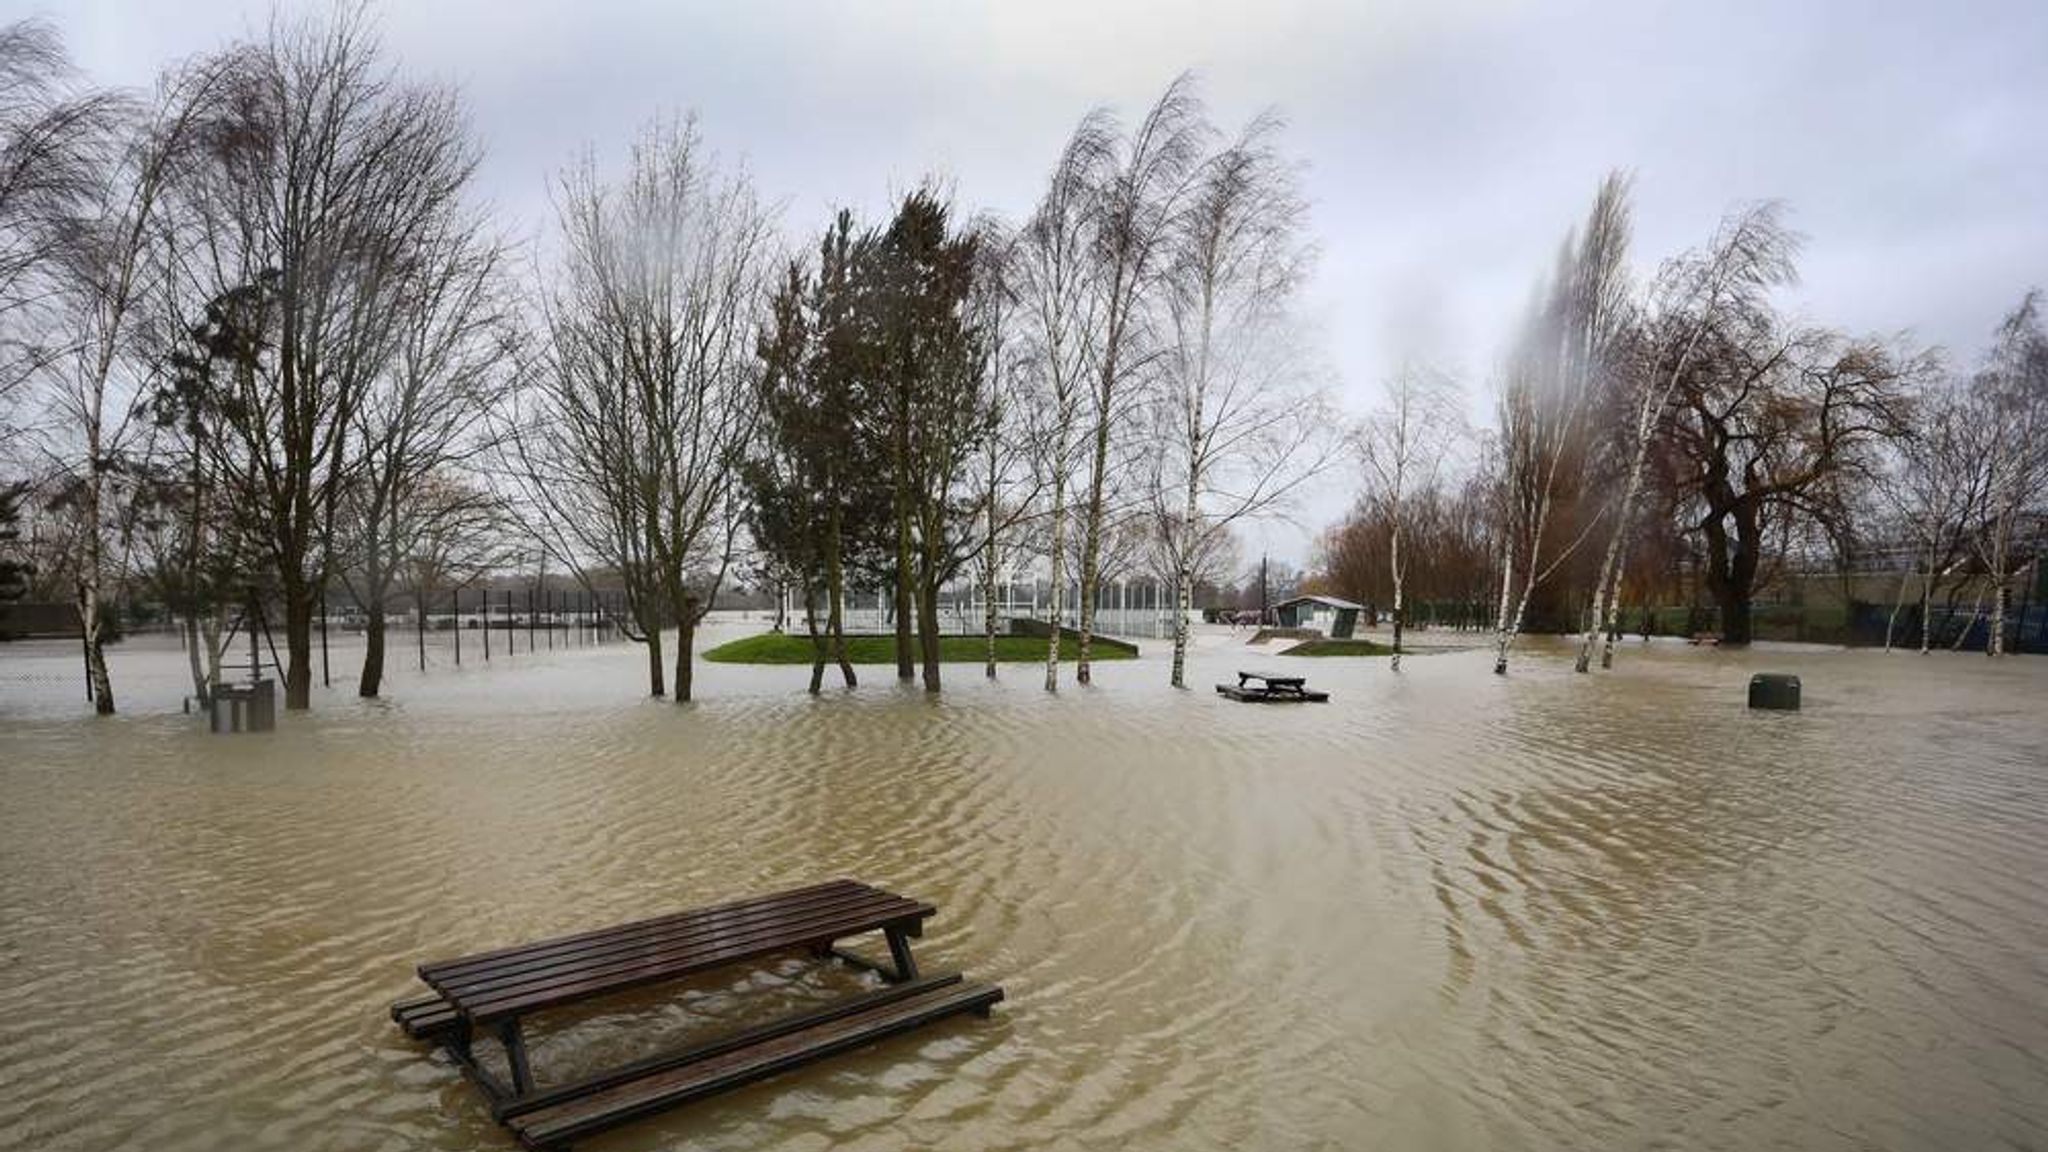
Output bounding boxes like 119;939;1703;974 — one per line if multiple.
210;678;276;733
1747;673;1800;711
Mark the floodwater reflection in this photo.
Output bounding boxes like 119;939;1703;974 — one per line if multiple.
1;624;2044;1150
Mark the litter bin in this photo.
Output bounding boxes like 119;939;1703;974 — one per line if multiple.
210;678;276;733
1748;673;1800;711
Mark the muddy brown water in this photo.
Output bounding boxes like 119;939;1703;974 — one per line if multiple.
2;622;2044;1151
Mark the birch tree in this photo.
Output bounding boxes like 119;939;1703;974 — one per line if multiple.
1574;197;1796;671
1357;363;1461;671
1491;178;1630;674
0;19;112;411
964;220;1048;680
1073;75;1206;685
41;56;232;714
1153;114;1329;686
1017;120;1104;692
1972;290;2048;656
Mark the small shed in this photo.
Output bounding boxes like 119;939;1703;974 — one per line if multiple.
1272;595;1364;639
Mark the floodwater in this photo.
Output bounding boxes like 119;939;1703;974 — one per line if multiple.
2;621;2045;1151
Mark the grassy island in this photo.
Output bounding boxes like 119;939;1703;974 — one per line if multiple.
1278;638;1396;657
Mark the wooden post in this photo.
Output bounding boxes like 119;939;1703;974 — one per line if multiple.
418;595;426;672
884;926;919;982
483;586;491;662
498;1020;534;1096
453;587;461;667
527;586;535;653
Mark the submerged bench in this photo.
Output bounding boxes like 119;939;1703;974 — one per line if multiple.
1217;669;1329;703
392;879;1003;1149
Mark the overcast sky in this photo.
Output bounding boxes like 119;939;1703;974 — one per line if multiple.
29;0;2048;563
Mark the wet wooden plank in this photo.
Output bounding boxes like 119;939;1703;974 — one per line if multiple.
436;902;935;1025
505;980;1005;1150
427;889;925;997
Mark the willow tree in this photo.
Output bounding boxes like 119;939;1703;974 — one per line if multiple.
1665;319;1918;647
515;114;768;700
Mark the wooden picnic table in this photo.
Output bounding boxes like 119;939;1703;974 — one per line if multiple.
1218;669;1329;703
393;879;1001;1149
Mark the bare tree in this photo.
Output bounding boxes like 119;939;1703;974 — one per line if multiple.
964;221;1049;679
1880;375;1982;652
39;55;233;713
1016;119;1104;692
1073;74;1207;685
1153;113;1331;686
1972;290;2048;656
512;114;768;700
340;201;506;697
1357;362;1462;671
172;11;483;710
0;20;114;411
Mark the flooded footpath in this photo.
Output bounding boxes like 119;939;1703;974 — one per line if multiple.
2;623;2045;1151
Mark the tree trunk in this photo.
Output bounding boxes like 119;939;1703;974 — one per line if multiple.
1170;563;1193;689
676;607;696;702
1076;421;1108;685
1701;501;1760;647
1491;544;1517;675
1713;582;1754;646
806;584;826;695
279;583;313;709
1884;558;1916;652
77;582;114;716
894;514;915;683
184;615;210;709
359;602;386;697
1389;518;1405;673
1987;518;2012;657
642;597;666;698
983;505;1000;681
1919;545;1937;654
825;506;855;688
917;579;942;693
1044;425;1069;693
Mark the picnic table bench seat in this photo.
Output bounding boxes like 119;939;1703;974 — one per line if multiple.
392;879;1001;1149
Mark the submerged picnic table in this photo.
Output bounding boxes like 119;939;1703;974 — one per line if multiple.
1217;669;1330;703
392;879;1003;1150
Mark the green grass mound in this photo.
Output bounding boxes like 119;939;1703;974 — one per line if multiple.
1278;638;1395;657
703;631;1136;664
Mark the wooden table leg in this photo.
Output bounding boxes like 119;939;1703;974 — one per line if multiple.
884;926;919;982
499;1019;535;1097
